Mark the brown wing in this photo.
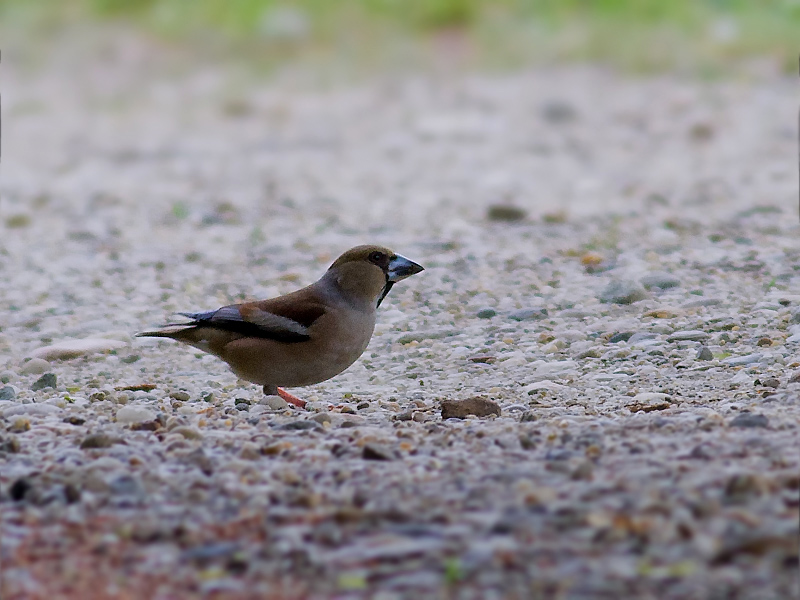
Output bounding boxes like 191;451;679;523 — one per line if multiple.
178;298;326;343
250;294;328;329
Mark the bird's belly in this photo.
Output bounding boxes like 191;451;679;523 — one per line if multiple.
223;315;374;388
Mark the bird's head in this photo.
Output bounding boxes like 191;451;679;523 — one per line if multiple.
327;244;424;307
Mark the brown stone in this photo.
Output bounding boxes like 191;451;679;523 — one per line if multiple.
441;397;501;420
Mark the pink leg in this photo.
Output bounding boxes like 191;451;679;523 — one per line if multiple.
277;387;307;409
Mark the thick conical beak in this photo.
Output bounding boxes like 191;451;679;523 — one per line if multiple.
377;254;423;307
387;254;424;282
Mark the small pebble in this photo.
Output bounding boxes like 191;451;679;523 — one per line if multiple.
599;280;648;305
508;308;548;321
172;426;203;440
486;205;527;222
0;435;21;453
362;443;397;461
80;433;119;449
239;442;261;460
310;413;332;425
9;418;30;433
476;308;497;319
540;100;577;123
280;421;321;431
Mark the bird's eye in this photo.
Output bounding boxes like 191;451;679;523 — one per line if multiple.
369;251;386;263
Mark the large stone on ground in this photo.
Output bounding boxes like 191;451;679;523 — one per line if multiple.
441;397;501;420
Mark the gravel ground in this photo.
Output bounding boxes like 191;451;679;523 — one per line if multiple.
1;45;798;599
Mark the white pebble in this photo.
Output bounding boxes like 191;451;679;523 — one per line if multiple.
20;358;52;375
116;405;156;424
28;339;128;361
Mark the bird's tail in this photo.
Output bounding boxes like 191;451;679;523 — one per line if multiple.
135;312;203;339
135;324;197;339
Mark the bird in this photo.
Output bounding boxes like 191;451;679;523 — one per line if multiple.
136;245;424;408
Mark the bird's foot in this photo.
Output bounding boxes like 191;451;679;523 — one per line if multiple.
277;387;307;409
263;384;307;408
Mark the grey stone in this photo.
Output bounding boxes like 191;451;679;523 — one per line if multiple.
640;272;681;290
667;330;709;342
559;309;592;319
396;330;458;344
180;448;214;475
696;346;714;361
599;280;648;305
608;332;634;343
729;413;769;429
682;298;723;308
0;386;16;400
752;302;781;311
627;332;657;344
508;308;548;321
310;413;332;425
31;373;57;391
540;100;578;123
279;420;322;431
108;473;144;496
262;395;289;410
722;353;764;367
486;205;527;222
362;443;397;461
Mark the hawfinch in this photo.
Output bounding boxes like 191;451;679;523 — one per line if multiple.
137;245;424;408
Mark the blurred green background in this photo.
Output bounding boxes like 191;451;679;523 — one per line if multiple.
1;0;798;73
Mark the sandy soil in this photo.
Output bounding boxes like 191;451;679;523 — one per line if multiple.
1;40;798;599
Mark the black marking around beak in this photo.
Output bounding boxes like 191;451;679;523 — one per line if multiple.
377;280;395;307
